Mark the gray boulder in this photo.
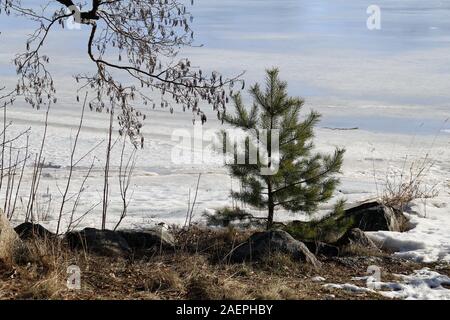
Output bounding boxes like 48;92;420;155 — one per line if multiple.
65;228;131;257
344;200;409;232
285;200;409;246
335;228;380;252
14;222;55;240
118;227;175;251
229;230;321;269
304;241;340;257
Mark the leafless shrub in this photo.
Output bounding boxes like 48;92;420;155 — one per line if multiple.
2;0;243;147
0;91;31;220
6;134;29;221
114;137;137;231
101;102;121;230
55;93;88;234
66;158;101;233
382;157;439;211
0;88;102;231
25;105;50;222
184;173;201;229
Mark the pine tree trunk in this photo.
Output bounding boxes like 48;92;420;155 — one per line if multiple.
267;181;274;230
266;116;275;230
267;204;274;230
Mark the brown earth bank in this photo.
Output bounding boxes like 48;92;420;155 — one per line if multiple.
1;226;448;300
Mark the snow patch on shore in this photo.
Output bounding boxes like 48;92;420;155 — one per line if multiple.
324;268;450;300
380;269;450;300
368;197;450;263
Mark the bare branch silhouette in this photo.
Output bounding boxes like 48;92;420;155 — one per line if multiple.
1;0;244;146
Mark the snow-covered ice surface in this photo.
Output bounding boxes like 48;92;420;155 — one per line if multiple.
324;268;450;300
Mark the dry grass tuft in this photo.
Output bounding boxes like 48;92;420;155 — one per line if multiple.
0;236;82;300
340;244;384;257
25;238;72;274
186;274;218;300
382;159;439;211
175;226;254;263
16;271;64;299
257;252;315;277
253;281;297;300
139;267;182;293
186;274;247;300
